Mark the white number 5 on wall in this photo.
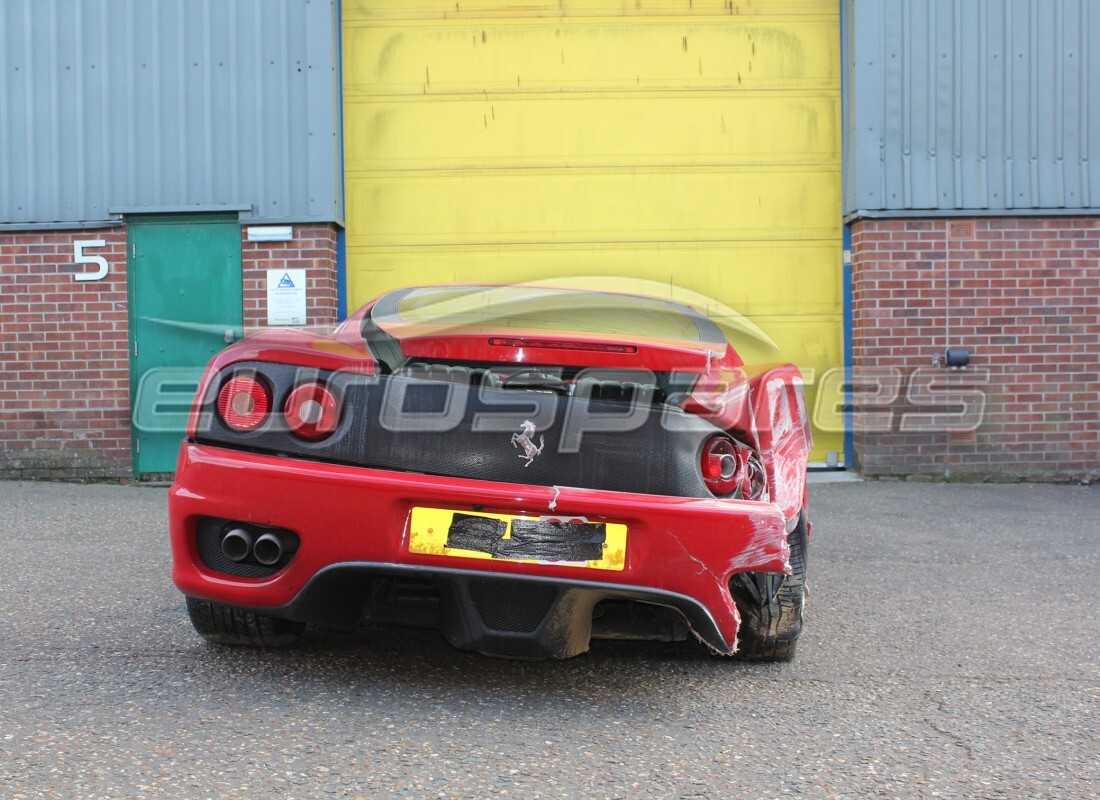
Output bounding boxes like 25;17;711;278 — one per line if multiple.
73;239;108;282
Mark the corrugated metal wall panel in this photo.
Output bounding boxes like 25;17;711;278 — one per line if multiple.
0;0;341;226
844;0;1100;214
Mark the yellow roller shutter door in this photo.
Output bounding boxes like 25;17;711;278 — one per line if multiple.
342;1;843;462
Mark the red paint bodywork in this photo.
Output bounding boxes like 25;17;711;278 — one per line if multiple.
169;286;812;655
170;444;790;652
336;296;743;372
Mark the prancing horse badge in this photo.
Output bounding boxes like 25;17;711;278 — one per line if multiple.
510;420;545;467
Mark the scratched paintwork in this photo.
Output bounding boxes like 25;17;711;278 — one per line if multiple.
751;368;812;523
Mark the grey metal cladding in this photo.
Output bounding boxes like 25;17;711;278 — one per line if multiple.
1;0;341;226
844;0;1100;214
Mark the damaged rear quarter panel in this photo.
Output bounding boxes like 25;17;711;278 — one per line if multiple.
749;366;812;524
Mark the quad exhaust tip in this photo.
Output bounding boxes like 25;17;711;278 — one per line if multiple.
252;532;284;566
221;528;253;562
215;522;298;569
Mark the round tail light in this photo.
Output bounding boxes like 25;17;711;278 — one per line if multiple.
216;376;270;431
284;383;341;441
701;436;742;496
701;436;769;500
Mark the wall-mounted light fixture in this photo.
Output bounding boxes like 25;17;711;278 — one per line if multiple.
933;348;971;369
944;348;971;369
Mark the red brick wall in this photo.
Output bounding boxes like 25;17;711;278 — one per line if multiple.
850;216;1100;481
9;215;1093;482
1;222;341;481
0;228;132;479
242;224;339;333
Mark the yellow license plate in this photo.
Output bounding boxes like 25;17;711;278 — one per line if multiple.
409;507;626;571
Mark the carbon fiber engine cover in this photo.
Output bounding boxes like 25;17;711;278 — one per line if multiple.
194;361;724;498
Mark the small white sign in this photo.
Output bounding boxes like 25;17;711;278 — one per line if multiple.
266;268;307;326
247;225;294;242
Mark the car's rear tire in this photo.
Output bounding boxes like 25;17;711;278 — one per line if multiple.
729;509;808;661
185;597;305;647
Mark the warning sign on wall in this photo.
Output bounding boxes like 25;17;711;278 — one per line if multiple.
266;268;307;326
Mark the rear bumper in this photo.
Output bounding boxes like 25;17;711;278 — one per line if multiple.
169;443;790;656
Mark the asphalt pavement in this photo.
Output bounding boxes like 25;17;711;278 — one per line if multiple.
0;479;1096;799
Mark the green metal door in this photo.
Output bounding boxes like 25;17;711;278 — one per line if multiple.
128;215;242;478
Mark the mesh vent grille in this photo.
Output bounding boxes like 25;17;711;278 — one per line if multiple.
948;220;975;238
468;580;557;633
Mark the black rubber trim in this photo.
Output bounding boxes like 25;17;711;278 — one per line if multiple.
359;291;412;373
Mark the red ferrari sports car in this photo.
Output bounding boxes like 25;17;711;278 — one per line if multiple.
169;285;812;660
